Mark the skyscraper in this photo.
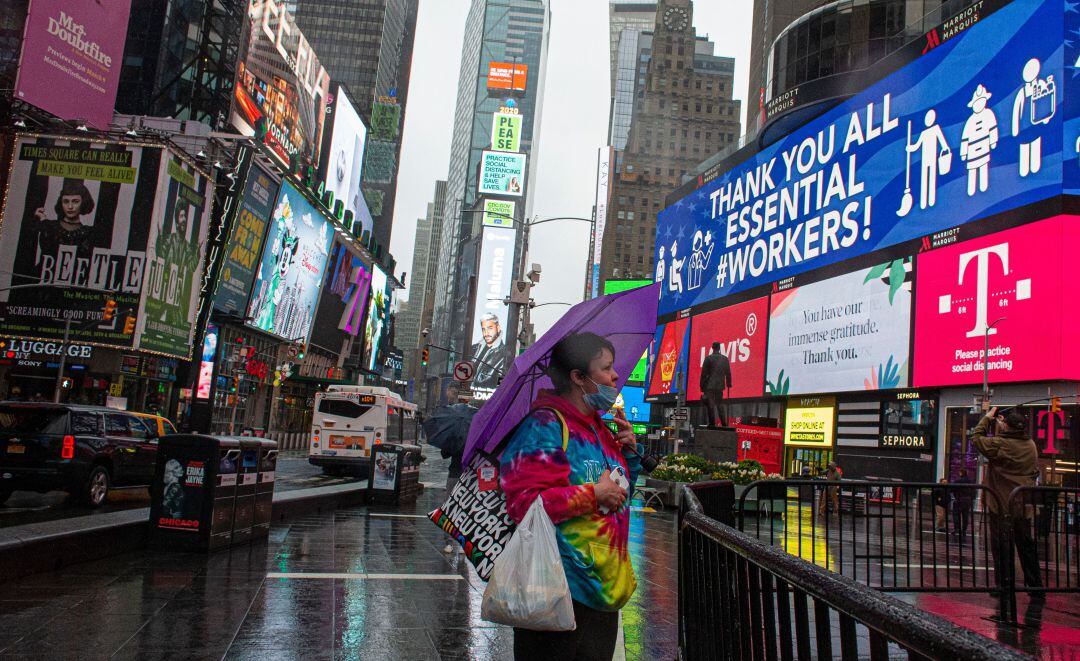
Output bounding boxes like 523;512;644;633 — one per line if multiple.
608;1;658;153
599;0;741;285
290;0;419;250
398;180;447;391
429;0;550;380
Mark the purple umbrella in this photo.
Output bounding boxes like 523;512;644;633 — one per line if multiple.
463;283;660;462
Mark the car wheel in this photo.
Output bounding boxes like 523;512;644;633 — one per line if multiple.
81;465;110;508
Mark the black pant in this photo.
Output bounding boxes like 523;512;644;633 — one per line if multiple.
705;389;727;427
514;600;619;661
989;515;1042;588
953;504;972;539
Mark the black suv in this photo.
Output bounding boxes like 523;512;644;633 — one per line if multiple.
0;403;163;507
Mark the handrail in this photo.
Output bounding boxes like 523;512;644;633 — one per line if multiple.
680;485;1033;661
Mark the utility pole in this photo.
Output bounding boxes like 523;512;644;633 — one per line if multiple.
982;317;1006;409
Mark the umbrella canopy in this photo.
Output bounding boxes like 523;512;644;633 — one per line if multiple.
423;403;477;455
463;283;659;462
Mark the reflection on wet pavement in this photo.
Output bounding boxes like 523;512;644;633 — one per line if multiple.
0;455;678;660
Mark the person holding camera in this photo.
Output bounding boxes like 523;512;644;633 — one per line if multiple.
972;406;1043;593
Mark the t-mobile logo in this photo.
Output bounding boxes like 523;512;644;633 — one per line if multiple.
937;242;1030;338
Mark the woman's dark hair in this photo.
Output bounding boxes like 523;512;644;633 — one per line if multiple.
546;332;615;394
54;179;95;217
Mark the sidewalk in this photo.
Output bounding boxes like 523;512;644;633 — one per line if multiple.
0;453;678;660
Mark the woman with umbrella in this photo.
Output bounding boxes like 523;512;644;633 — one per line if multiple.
499;332;641;660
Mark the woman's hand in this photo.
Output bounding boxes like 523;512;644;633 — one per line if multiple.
612;408;635;450
594;469;626;512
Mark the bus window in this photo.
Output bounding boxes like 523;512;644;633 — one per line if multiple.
318;399;372;419
387;408;404;443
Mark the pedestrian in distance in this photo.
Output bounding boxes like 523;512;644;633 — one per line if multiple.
972;407;1044;594
500;332;642;661
951;468;975;542
818;462;842;519
699;342;732;428
933;478;949;532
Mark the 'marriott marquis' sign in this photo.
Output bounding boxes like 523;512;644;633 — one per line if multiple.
655;0;1064;316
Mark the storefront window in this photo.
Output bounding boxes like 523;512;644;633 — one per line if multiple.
881;399;936;447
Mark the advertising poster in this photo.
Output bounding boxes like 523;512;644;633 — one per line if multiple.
767;262;912;395
214;164;278;315
14;0;132;129
482;198;516;228
687;296;769;400
363;265;389;372
646;317;691;397
478;151;526;197
137;157;212;357
246;181;333;343
231;0;330;167
469;226;514;393
491;111;522;152
914;216;1080;386
195;323;218;399
487;62;528;91
784;396;836;447
157;454;207;532
0;136;163;347
654;0;1063;316
322;85;374;238
310;240;372;348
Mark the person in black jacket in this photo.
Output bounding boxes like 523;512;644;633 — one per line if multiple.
951;469;975;542
699;342;732;427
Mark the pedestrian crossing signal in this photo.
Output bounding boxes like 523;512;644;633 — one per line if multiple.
60;377;73;390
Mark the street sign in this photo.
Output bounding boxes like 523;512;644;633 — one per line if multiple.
287;344;299;358
671;407;689;421
453;361;476;382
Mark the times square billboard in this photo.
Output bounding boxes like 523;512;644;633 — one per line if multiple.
655;0;1068;318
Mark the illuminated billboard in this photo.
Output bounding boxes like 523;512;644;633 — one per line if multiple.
914;216;1080;386
482;198;516;228
784;396;836;447
766;261;912;395
487;62;528;92
491;111;522;152
654;0;1064;316
469;226;515;394
605;385;651;424
231;0;330;166
478;151;526;197
246;181;334;343
647;317;690;397
322;84;373;238
310;240;372;348
687;296;769;400
363;265;389;372
214;165;278;316
591;147;612;297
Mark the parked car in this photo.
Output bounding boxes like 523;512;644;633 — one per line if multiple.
132;411;178;438
0;403;166;507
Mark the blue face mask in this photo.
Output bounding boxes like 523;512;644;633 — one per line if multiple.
583;378;619;412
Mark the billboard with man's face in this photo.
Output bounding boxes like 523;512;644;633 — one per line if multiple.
469;226;514;393
231;0;330;167
0;135;164;347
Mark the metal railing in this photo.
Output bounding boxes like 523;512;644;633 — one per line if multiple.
679;482;1033;661
1004;486;1080;600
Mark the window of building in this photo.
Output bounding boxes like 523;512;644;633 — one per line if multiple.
695;102;701;112
617;211;626;219
627;211;635;221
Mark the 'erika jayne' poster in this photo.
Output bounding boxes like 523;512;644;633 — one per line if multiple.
0;136;163;347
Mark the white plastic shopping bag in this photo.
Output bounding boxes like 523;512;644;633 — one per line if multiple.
481;496;576;631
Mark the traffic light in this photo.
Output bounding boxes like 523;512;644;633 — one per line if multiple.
230;376;239;393
421;347;429;366
102;299;117;322
122;315;136;335
297;344;306;360
1052;396;1062;413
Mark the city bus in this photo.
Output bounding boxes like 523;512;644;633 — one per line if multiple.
308;386;419;476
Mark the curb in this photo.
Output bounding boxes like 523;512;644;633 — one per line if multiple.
0;483;368;582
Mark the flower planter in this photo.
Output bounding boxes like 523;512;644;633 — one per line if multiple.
644;477;684;508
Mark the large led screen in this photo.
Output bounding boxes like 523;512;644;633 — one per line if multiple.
214;165;278;316
687;296;769;400
310;240;372;349
246;181;334;342
766;261;912;395
612;385;651;424
654;0;1064;316
647;317;690;397
323;85;373;239
914;216;1080;386
469;226;515;392
478;151;526;197
363;265;389;372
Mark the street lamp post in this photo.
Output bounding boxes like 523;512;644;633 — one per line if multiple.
983;317;1006;408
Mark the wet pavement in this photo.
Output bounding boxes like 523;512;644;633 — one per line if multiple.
0;452;356;529
0;453;678;660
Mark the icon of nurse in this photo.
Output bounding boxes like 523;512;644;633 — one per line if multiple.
686;229;714;290
1012;58;1056;177
960;84;998;196
668;240;684;294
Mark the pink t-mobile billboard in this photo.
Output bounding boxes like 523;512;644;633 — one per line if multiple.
913;216;1080;387
14;0;131;129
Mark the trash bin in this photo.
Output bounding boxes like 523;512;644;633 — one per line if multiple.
149;434;276;551
368;443;422;504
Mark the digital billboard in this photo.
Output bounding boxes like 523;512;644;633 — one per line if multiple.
469;226;515;393
231;0;330;166
784;396;836;447
322;84;373;239
482;198;516;228
0;136;163;347
647;317;690;397
310;240;372;349
478;151;526;197
687;296;769;400
363;265;389;372
491;111;522;152
487;62;528;92
196;323;219;399
914;216;1080;386
591;147;612;298
654;0;1063;316
14;0;131;129
246;181;334;343
610;385;651;424
766;261;912;395
137;157;213;358
214;164;278;316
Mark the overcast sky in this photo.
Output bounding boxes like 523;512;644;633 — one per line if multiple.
390;0;753;336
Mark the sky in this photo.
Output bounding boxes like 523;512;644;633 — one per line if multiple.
390;0;754;337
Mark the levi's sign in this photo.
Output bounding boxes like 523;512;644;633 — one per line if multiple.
654;0;1064;315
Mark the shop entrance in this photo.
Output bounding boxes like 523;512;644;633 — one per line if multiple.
785;447;833;478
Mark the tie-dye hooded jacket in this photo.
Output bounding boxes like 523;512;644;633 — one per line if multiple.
500;390;642;612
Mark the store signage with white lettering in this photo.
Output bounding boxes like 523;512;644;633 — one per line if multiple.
880;434;928;448
1;339;92;360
